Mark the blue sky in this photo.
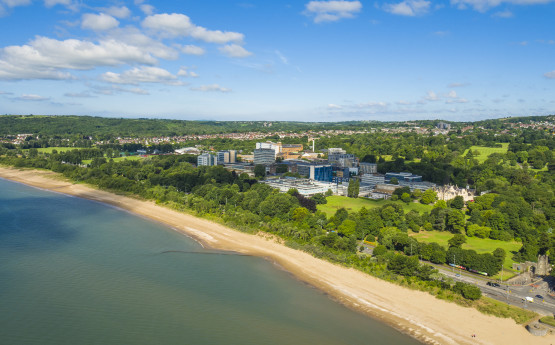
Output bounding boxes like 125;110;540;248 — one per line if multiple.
0;0;553;122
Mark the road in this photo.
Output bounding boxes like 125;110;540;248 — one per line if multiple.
434;264;555;316
360;243;555;315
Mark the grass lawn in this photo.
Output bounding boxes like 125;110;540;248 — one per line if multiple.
32;147;88;153
82;155;144;165
462;143;509;163
318;195;433;217
411;230;521;271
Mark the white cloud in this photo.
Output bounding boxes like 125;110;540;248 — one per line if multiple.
492;9;513;17
142;13;244;44
396;100;412;105
15;93;50;101
219;44;252;58
451;0;555;12
327;103;342;109
103;6;131;19
275;50;288;64
384;0;431;16
434;31;450;37
140;4;154;15
2;0;31;8
446;98;469;103
447;90;457;98
129;87;149;95
304;1;362;23
191;84;231;92
181;44;205;55
108;27;178;60
81;13;119;31
101;66;182;85
355;101;388;108
177;67;199;78
0;36;158;80
544;71;555;79
65;91;94;98
44;0;71;7
425;90;439;101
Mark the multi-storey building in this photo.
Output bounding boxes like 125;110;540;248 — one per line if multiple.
253;148;276;165
217;150;237;165
359;162;378;174
197;153;217;166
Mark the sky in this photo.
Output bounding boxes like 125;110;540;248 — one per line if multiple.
0;0;554;122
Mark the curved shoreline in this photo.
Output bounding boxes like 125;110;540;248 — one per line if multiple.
0;167;549;345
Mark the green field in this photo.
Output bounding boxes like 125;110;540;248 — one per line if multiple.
411;230;521;270
318;195;433;216
34;147;87;153
462;143;509;163
82;155;144;165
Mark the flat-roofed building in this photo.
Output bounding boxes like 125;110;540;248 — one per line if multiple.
217;150;237;165
281;144;303;153
254;148;276;165
360;174;385;187
385;172;422;183
256;141;281;157
197;153;217;166
375;183;399;195
359;162;377;174
329;153;357;168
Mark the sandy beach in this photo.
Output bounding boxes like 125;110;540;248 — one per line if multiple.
0;166;550;345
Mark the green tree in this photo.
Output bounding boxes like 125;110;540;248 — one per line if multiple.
450;195;464;209
254;164;266;178
420;189;437;204
448;233;467;248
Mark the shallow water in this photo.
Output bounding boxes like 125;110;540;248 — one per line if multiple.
0;178;421;345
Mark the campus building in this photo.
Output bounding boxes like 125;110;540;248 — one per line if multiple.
253;148;276;165
385;172;423;183
197;153;217;166
217;150;237;165
359;162;378;174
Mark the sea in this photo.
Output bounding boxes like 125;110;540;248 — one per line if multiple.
0;178;421;345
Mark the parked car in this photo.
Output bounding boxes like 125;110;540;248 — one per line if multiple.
486;282;501;287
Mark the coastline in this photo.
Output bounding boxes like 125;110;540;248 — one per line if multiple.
0;167;548;345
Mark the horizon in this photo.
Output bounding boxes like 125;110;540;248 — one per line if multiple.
0;1;554;121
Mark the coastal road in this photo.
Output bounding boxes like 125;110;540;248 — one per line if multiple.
435;265;555;316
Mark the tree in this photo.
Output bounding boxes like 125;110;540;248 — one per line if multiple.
347;178;360;198
310;193;327;205
446;209;465;233
390;177;399;185
401;192;412;204
448;233;467;248
420;189;437;204
450;195;464;210
337;219;357;237
254;164;266;178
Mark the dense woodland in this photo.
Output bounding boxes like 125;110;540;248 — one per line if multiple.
1;115;554;304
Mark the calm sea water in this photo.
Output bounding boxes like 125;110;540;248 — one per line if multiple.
0;178;421;345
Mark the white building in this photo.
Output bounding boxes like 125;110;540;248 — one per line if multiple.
255;142;281;157
197;153;217;166
253;148;276;165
